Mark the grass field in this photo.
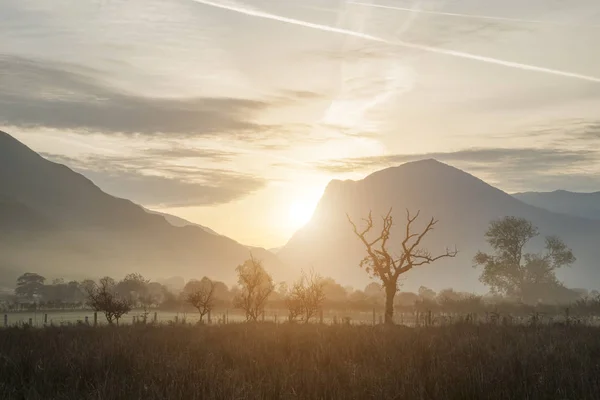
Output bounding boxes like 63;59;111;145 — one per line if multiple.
1;323;600;399
1;309;380;327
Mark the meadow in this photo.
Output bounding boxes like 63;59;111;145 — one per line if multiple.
1;322;600;400
1;308;378;327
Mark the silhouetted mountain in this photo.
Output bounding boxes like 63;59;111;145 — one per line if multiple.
143;208;221;236
279;160;600;292
0;131;281;286
514;190;600;221
0;194;54;232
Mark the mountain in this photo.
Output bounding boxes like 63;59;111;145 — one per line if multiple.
268;246;283;254
143;208;221;236
514;190;600;221
0;131;282;286
279;159;600;292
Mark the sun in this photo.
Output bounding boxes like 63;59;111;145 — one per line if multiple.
288;200;316;229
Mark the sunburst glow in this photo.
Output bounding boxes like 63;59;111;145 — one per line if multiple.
288;199;318;229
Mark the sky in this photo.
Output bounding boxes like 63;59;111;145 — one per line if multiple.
1;0;600;248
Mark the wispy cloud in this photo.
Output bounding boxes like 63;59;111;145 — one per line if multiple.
41;152;266;207
0;56;266;135
192;0;600;83
488;119;600;146
317;148;596;173
0;56;323;139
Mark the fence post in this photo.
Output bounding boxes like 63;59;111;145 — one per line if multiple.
208;310;212;324
274;313;278;324
154;312;157;323
372;308;376;326
93;312;97;326
226;309;229;324
44;314;48;326
3;314;7;327
85;316;89;325
320;309;324;324
28;318;33;326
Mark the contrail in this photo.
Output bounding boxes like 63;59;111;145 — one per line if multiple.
349;1;596;27
192;0;382;41
191;0;600;83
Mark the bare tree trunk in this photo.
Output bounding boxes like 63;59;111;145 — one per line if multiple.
384;285;395;324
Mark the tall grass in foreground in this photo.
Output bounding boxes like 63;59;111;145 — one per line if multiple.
1;323;599;399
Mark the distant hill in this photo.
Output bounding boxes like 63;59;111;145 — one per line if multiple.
143;208;221;236
514;190;600;221
0;131;282;286
279;160;600;292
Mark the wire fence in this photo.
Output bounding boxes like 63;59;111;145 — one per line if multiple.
1;309;389;327
4;308;600;328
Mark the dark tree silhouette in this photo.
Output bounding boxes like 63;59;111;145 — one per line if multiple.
15;273;46;300
86;277;131;325
348;209;457;324
474;216;576;303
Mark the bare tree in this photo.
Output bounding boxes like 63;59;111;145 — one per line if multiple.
86;277;132;325
184;277;216;323
233;256;274;322
348;208;457;324
138;293;158;323
286;270;326;323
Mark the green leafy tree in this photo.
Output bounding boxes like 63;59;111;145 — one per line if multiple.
474;216;576;303
118;273;150;304
15;273;46;300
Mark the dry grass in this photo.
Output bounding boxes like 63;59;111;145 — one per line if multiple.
1;323;599;399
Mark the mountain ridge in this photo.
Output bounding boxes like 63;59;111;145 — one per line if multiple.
0;130;282;285
514;190;600;221
143;208;221;236
280;159;600;292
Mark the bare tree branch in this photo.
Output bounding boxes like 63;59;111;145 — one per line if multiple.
348;209;457;324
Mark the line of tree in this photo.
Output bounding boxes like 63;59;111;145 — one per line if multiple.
348;209;583;323
2;213;589;324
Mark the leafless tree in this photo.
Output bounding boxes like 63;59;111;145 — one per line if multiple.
286;270;326;323
185;277;216;323
233;256;274;322
348;208;457;324
86;277;132;325
138;293;159;323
